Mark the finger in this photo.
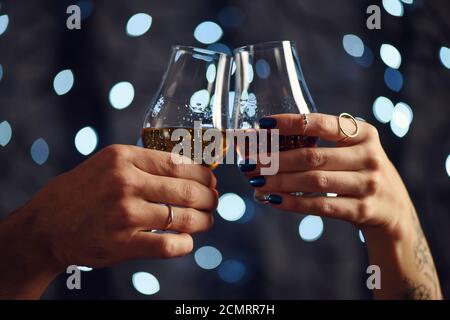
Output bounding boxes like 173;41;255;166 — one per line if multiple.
251;171;369;196
126;145;216;187
137;173;219;211
256;192;359;222
133;201;214;233
263;113;371;145
129;232;194;259
240;145;368;174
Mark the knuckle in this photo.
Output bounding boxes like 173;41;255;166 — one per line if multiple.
318;116;334;134
160;237;177;258
365;124;379;141
365;152;383;170
109;170;135;196
115;199;134;226
103;145;129;164
317;198;333;215
358;200;373;224
365;173;380;195
179;183;196;206
304;148;325;168
180;209;196;230
314;173;329;189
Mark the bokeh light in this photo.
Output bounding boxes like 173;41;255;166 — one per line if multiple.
74;126;98;156
380;44;402;69
299;215;324;242
392;102;413;129
194;246;222;270
132;272;160;295
373;96;394;123
189;89;210;113
0;64;3;81
76;0;94;20
206;43;232;55
384;68;403;92
354;46;374;67
359;230;366;243
342;34;364;58
109;81;135;110
0;120;12;147
217;193;246;222
53;69;74;96
77;266;93;272
218;6;244;28
440;47;450;69
218;260;246;283
255;59;271;79
30;138;49;165
0;14;9;36
382;0;404;17
126;13;152;37
206;64;216;83
194;21;223;44
446;154;450;178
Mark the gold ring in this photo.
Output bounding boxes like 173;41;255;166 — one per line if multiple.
338;113;359;138
166;204;174;229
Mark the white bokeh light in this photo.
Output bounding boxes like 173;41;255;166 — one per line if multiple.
342;34;365;58
392;102;413;129
382;0;404;17
439;47;450;69
132;272;160;295
75;126;98;156
380;44;402;69
126;13;152;37
373;96;394;124
0;14;9;36
359;230;366;243
445;154;450;178
299;215;324;242
206;64;216;83
217;193;246;222
194;246;222;270
194;21;223;44
109;82;135;110
0;120;12;147
53;69;74;96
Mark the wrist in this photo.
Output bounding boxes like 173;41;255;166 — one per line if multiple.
0;206;64;299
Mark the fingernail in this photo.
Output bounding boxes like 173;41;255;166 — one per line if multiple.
238;162;257;172
249;176;265;187
268;194;283;205
259;117;277;129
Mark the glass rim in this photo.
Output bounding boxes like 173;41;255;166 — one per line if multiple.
233;40;297;53
171;45;231;58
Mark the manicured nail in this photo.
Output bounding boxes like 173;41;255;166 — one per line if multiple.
249;176;265;187
268;194;283;205
238;162;257;172
259;117;277;129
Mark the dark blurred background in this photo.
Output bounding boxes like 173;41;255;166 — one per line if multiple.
0;0;449;299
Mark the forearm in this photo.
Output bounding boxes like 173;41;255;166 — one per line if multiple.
364;205;442;300
0;208;62;299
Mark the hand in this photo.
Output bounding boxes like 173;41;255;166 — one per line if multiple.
0;145;218;298
243;113;442;299
246;113;411;237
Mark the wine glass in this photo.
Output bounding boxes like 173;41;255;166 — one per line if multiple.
232;40;318;155
142;46;232;168
232;41;318;198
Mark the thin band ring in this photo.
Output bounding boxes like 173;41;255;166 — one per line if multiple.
338;113;360;138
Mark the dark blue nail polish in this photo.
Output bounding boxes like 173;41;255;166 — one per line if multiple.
259;117;277;129
249;176;265;187
268;194;283;205
238;162;257;172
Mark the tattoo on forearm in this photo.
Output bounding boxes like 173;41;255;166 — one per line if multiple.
406;208;441;299
403;277;432;300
